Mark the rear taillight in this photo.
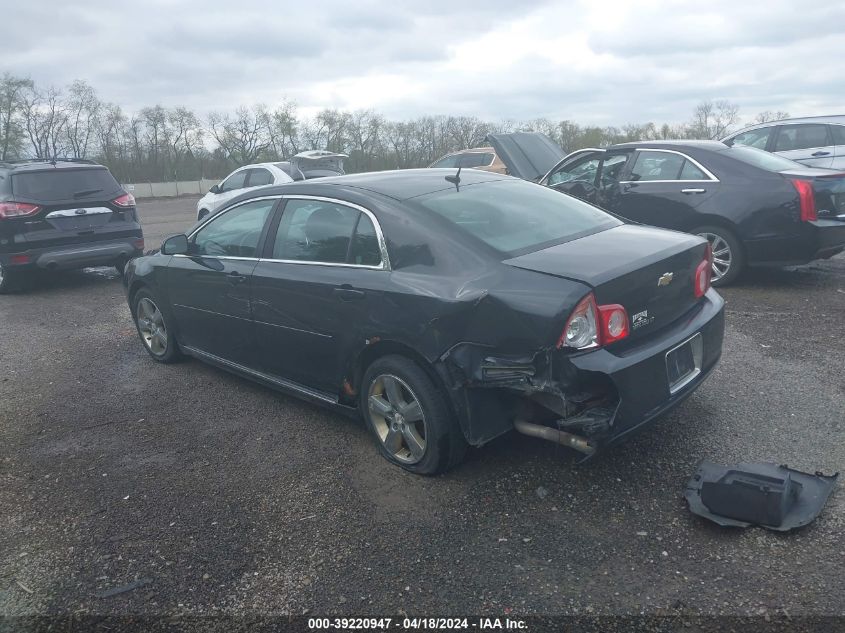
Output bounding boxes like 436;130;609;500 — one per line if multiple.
10;254;31;265
0;201;41;219
558;292;629;350
112;192;136;208
694;242;712;298
132;237;145;250
790;179;817;222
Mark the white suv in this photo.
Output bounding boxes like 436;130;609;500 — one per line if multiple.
196;163;293;221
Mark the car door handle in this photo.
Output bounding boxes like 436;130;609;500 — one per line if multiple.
333;285;365;301
812;151;831;157
227;271;247;285
681;188;706;194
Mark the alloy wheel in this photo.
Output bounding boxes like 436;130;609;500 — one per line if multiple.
367;374;427;464
698;232;732;282
136;297;168;356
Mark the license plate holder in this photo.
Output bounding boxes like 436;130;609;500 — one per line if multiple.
666;333;703;394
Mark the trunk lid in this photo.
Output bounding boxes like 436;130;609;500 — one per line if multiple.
10;167;138;248
486;132;566;182
503;225;709;342
290;150;347;177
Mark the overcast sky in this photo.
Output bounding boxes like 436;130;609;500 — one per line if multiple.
3;0;844;126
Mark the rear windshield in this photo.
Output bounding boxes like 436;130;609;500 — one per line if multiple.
723;146;803;172
11;167;122;202
412;179;621;256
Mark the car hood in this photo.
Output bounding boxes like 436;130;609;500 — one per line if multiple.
486;132;567;182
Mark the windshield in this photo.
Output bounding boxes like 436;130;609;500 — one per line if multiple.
11;167;121;201
412;179;621;256
723;146;804;172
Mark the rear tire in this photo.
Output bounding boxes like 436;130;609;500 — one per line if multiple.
691;225;744;287
361;355;467;475
132;289;181;363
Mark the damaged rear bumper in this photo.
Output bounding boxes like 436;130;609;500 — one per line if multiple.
442;289;725;456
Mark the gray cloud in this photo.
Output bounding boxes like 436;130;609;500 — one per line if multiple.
1;0;843;126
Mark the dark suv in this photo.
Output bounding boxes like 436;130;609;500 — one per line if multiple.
0;159;144;293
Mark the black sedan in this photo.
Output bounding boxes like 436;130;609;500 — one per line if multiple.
124;169;725;474
488;135;845;286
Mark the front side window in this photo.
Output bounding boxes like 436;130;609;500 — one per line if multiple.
598;153;630;186
547;155;601;186
728;127;772;149
413;179;620;256
272;199;382;266
248;168;273;187
219;170;248;193
192;199;275;258
774;124;831;151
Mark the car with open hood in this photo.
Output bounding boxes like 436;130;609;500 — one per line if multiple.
125;168;724;474
487;134;845;286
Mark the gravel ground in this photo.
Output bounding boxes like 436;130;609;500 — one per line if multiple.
1;196;843;622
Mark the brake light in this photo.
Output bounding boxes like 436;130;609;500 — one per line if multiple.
0;201;41;219
10;254;31;265
132;237;145;250
790;179;817;222
598;304;629;345
112;192;136;208
557;292;629;349
694;242;712;298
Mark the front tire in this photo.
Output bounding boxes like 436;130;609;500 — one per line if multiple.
692;225;744;287
132;289;181;363
361;355;466;475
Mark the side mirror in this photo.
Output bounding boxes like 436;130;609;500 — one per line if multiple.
209;184;221;194
161;234;189;256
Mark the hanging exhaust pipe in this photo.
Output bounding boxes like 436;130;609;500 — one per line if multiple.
514;418;595;456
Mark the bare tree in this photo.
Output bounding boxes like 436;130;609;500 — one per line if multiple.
208;105;269;166
64;80;100;158
21;85;68;158
689;99;740;140
752;110;790;124
264;100;299;159
0;73;33;160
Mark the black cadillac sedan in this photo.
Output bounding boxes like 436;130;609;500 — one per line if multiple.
488;135;845;286
124;169;725;474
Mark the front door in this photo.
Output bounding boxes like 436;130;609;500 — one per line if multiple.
545;151;603;205
250;197;389;393
167;198;277;365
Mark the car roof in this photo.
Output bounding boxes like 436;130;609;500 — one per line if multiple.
240;168;509;202
606;140;729;152
0;159;106;173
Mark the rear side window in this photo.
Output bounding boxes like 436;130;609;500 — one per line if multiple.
679;160;708;180
272;199;383;267
248;168;273;187
414;179;621;256
630;151;685;181
11;168;121;202
727;127;772;149
430;154;459;168
458;153;494;168
0;170;9;196
774;124;831;151
831;125;845;145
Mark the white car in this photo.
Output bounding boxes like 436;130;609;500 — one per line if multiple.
196;152;348;221
196;163;294;221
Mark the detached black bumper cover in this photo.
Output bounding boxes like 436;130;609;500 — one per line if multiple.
685;461;839;532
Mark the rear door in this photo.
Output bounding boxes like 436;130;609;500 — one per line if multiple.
771;123;835;168
9;167;138;249
250;196;389;393
167;198;277;366
607;150;719;231
245;167;274;188
830;125;845;170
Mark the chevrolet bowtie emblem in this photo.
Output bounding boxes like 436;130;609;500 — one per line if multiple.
657;272;674;287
